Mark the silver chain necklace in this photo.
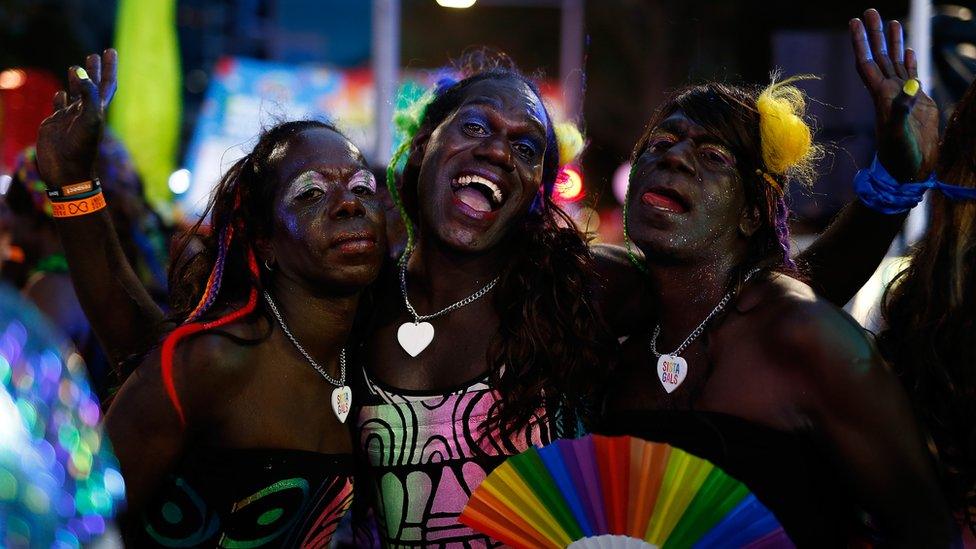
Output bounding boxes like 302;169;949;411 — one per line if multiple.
396;251;499;357
263;290;353;423
650;267;761;394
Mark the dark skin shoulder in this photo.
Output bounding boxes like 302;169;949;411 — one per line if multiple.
104;348;184;528
592;210;906;336
610;274;951;546
758;279;951;546
106;309;353;522
591;243;654;334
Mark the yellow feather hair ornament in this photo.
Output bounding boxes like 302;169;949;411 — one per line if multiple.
756;74;824;187
554;122;584;167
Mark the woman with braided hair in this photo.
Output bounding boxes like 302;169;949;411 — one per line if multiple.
599;9;950;546
36;52;387;546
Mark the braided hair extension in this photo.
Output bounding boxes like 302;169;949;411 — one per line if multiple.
160;246;259;424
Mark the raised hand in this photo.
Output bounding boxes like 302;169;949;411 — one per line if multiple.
850;9;939;183
36;49;118;188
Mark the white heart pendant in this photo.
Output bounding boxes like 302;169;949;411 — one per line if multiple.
331;386;352;423
656;354;688;394
397;321;434;357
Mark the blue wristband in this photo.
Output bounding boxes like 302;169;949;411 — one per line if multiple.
854;156;976;214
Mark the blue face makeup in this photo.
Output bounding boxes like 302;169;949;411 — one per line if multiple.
457;107;543;162
460;111;490;138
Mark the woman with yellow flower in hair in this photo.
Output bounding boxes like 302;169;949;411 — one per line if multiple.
599;9;950;547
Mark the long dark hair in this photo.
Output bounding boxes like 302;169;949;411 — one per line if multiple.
160;119;341;423
393;52;610;437
879;78;976;532
631;82;814;282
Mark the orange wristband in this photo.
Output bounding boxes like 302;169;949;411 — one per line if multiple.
51;192;106;218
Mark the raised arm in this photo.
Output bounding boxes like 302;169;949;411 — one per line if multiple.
797;9;939;306
36;50;166;367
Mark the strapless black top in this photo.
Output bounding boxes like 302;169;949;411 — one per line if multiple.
597;410;874;548
135;447;354;548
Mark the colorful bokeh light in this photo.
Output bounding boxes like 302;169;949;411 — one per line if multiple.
0;285;124;546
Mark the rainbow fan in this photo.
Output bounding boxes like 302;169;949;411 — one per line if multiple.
460;435;793;548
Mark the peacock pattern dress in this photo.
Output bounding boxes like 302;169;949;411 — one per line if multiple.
136;448;353;548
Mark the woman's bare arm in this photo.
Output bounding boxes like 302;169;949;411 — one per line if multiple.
36;50;166;367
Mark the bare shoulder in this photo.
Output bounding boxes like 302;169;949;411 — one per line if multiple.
741;273;876;374
592;243;639;275
170;313;267;391
116;312;268;423
591;244;651;331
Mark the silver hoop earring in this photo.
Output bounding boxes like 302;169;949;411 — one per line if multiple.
264;259;275;271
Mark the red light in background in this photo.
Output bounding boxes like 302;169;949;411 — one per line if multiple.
555;166;584;203
0;68;60;173
0;70;26;90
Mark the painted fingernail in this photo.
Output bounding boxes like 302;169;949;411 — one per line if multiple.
903;79;920;97
75;67;89;80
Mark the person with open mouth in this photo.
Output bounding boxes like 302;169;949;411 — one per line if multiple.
352;51;611;546
598;8;952;547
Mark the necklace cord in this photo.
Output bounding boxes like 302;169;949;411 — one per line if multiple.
650;267;763;358
398;250;500;323
263;290;346;387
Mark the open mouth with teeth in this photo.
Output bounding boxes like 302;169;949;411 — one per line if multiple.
451;174;505;213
